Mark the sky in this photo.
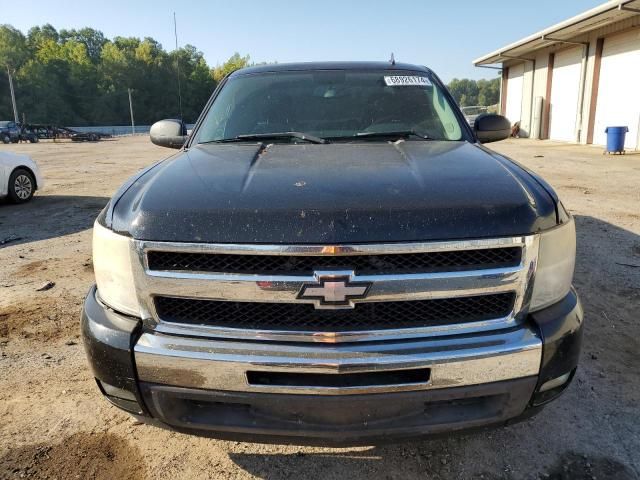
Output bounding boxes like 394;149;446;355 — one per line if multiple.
4;0;604;82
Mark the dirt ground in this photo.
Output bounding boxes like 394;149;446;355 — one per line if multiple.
0;136;639;480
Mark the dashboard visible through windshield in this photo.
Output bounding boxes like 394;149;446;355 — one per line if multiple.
193;70;465;144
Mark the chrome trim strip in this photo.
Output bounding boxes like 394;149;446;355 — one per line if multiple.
142;268;521;303
134;326;542;395
152;314;516;343
139;236;527;257
130;236;539;343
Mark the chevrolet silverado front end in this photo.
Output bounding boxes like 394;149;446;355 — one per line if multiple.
82;62;583;445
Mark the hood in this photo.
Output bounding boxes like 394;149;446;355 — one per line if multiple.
109;141;557;243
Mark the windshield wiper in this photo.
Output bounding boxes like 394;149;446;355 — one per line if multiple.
203;132;327;145
329;131;431;141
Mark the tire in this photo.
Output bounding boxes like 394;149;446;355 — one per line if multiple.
8;168;35;203
2;134;10;144
89;133;98;142
29;135;39;143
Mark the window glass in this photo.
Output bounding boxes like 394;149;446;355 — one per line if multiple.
194;70;464;143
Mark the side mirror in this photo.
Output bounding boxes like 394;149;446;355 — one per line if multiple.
150;119;188;149
474;114;511;143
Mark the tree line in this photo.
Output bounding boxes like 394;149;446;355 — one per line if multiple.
1;23;499;126
0;24;254;126
447;77;500;108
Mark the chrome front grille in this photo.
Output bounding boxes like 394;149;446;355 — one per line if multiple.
130;236;539;343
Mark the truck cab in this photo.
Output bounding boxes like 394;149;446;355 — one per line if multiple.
82;62;582;445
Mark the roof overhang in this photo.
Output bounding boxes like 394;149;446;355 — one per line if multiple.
474;0;640;66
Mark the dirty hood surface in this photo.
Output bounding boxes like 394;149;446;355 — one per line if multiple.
110;141;557;243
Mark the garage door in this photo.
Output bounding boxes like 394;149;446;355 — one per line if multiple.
549;46;583;142
504;63;524;126
593;29;640;150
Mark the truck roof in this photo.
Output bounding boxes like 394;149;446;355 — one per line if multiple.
231;61;433;76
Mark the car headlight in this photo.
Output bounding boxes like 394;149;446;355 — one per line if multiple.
93;220;140;316
530;217;576;311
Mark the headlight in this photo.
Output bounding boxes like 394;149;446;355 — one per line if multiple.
530;217;576;311
93;221;140;316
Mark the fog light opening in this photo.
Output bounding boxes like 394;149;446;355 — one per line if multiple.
96;379;144;415
539;371;572;393
97;379;137;401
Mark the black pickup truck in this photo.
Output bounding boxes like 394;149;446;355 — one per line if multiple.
82;62;583;446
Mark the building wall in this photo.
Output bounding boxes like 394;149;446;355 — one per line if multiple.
580;37;601;144
532;52;549;139
499;15;640;148
519;61;535;137
592;28;640;148
503;63;525;131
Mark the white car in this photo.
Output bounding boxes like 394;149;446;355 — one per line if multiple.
0;152;44;203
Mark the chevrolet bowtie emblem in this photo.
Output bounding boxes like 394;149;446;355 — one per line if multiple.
297;274;371;309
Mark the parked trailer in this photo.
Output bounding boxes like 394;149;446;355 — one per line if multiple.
20;124;112;142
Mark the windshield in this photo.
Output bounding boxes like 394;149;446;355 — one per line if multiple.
0;121;11;128
193;70;465;144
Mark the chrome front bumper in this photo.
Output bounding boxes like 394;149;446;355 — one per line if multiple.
83;286;584;445
134;325;542;396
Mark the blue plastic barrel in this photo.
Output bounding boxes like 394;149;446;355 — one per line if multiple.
605;126;628;153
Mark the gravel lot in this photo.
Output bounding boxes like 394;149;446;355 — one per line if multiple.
1;136;639;480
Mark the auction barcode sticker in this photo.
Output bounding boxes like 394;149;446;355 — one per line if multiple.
384;76;432;86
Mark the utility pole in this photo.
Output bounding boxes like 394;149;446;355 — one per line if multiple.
127;88;135;135
6;65;19;124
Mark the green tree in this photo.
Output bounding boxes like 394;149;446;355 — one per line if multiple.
212;53;251;82
447;77;500;107
476;78;500;107
27;24;59;51
1;25;30;120
0;24;257;125
59;28;106;63
17;37;96;124
171;45;216;121
0;24;30;68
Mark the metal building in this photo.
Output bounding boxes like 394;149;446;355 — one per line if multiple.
474;0;640;150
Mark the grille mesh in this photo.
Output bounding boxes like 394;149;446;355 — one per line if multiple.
154;293;515;332
147;247;521;275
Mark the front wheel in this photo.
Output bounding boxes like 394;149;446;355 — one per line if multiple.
1;134;10;144
8;168;35;203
